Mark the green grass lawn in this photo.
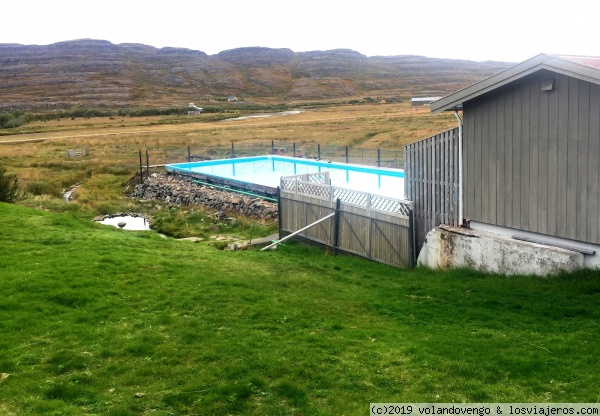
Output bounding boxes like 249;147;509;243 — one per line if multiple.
1;202;599;415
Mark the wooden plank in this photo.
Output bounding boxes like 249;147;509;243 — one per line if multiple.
538;75;549;235
503;89;513;228
496;94;505;226
512;87;522;229
481;100;491;223
529;76;540;233
473;103;483;221
452;127;459;226
566;77;580;240
576;80;590;242
547;74;560;236
588;83;600;244
465;108;475;220
556;74;570;239
520;82;531;231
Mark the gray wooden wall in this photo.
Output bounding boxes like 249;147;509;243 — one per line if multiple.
404;128;460;253
463;70;600;244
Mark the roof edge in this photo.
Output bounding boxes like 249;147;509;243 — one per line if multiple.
430;53;600;114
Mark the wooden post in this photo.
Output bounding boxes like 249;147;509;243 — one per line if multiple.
377;148;381;167
277;187;283;240
231;143;234;158
317;143;321;160
293;142;296;158
408;208;415;268
145;150;149;176
333;198;341;254
187;146;191;162
345;146;349;163
139;150;143;182
271;139;274;154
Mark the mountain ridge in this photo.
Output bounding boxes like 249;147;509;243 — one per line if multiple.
0;39;513;111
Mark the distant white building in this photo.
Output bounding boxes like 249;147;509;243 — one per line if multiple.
411;97;441;106
188;103;203;114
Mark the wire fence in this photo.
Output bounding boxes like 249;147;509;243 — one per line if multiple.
141;140;404;170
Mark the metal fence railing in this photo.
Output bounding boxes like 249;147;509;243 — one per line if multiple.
139;140;404;172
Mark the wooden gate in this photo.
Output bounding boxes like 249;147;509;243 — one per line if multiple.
279;172;415;268
404;127;460;254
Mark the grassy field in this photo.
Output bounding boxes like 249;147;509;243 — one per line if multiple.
0;102;456;222
1;202;600;415
2;103;600;414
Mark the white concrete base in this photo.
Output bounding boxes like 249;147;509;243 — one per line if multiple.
417;226;584;276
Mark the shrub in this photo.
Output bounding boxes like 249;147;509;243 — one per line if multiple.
24;180;62;198
0;165;20;203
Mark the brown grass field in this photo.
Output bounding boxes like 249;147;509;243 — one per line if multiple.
0;102;456;214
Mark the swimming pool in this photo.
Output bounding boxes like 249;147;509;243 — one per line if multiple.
166;156;404;199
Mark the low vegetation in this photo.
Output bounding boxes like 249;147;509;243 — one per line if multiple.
1;202;599;415
0;164;20;202
1;101;598;414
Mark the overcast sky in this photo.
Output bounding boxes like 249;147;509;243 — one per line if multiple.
2;0;598;63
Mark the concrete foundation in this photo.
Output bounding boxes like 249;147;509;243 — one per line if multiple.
417;226;584;276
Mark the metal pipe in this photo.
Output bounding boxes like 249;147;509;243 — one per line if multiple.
454;110;463;226
191;179;277;202
261;212;335;251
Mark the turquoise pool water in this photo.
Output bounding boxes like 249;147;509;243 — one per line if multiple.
166;155;404;198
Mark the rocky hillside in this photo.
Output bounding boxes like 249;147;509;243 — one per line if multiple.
0;39;512;111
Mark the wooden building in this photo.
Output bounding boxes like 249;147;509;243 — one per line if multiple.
430;54;600;259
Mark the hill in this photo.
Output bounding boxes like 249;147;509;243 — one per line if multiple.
0;39;512;111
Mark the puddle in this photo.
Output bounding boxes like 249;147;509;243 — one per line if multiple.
96;215;151;231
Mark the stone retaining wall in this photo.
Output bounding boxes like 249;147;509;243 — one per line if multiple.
132;174;278;219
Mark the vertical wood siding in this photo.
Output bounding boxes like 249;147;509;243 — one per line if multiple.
463;70;600;244
280;176;414;268
404;128;460;252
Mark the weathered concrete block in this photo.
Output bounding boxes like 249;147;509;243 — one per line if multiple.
418;226;584;276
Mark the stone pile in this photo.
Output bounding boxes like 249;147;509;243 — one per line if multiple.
132;174;278;219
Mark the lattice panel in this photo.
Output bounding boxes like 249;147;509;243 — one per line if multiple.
333;188;368;206
280;178;297;191
370;195;412;216
298;182;331;198
306;172;329;184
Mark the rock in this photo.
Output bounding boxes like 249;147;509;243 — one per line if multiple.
131;173;278;219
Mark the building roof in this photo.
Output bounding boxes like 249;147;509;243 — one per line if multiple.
430;53;600;114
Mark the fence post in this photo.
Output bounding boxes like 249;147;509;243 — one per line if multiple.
139;150;143;182
231;143;234;158
187;146;191;162
377;148;381;167
345;146;349;163
293;142;296;158
277;186;283;240
317;143;321;160
271;139;274;154
333;198;341;254
145;150;149;176
408;208;415;269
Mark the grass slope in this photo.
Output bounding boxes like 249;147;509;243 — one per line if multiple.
1;202;600;415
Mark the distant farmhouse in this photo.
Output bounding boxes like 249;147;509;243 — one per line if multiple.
411;97;441;106
187;103;203;115
228;95;238;102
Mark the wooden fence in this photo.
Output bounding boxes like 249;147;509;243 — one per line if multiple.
403;127;460;253
279;172;415;268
